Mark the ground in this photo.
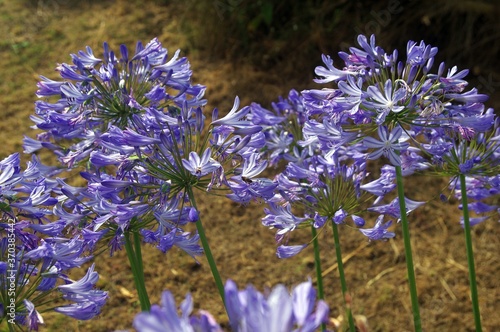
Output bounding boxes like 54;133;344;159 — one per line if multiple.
0;1;498;331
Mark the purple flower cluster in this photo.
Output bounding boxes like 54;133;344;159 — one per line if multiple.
2;38;276;330
0;154;107;328
244;34;498;257
448;119;500;226
23;38;272;259
133;279;329;332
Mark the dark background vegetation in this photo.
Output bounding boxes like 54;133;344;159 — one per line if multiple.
0;0;499;331
182;0;500;108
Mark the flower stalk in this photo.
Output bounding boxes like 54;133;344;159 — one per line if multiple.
311;226;325;300
186;187;226;309
311;226;327;332
330;221;356;332
395;165;421;331
124;230;151;311
459;174;483;332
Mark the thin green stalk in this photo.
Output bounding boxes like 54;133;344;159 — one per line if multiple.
330;221;355;332
186;187;226;309
133;231;150;311
459;174;482;332
395;165;421;331
311;226;326;332
311;226;324;300
124;231;151;311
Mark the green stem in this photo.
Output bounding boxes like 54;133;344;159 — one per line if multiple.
330;221;355;332
311;226;325;300
124;231;151;311
133;230;148;308
459;174;482;332
311;226;326;332
395;166;421;331
186;187;226;309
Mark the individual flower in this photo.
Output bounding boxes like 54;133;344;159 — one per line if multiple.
359;215;395;241
363;79;407;124
363;125;409;166
368;196;425;221
314;54;359;83
54;264;108;320
182;148;222;177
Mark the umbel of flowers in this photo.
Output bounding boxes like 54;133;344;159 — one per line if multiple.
24;37;272;259
254;34;494;256
0;34;497;331
249;35;497;331
0;153;107;329
1;37;274;329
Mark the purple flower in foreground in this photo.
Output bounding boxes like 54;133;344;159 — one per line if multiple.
133;279;330;332
225;279;329;332
364;125;409;166
134;291;221;332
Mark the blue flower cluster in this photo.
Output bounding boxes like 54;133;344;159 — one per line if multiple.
0;153;106;329
1;37;274;329
23;38;270;258
248;35;500;256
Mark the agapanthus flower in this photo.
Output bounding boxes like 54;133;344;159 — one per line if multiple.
363;79;407;124
248;88;410;256
133;291;221;332
363;125;409;166
359;215;395;241
262;150;383;256
133;279;330;332
26;38;206;167
427;113;500;225
182;148;222;177
54;264;108;320
27;39;270;261
0;154;106;330
34;71;266;260
310;33;493;173
283;34;498;249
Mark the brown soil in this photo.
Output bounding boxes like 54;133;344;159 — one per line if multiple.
0;1;498;331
